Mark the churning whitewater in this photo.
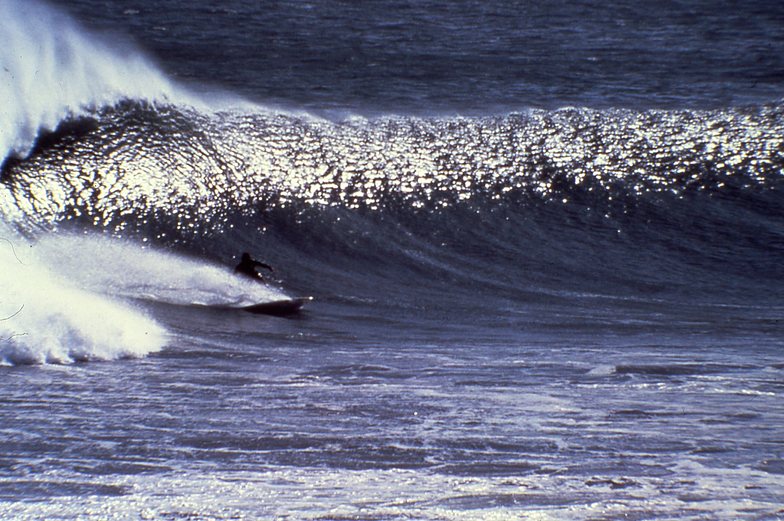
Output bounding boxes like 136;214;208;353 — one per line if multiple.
1;0;783;519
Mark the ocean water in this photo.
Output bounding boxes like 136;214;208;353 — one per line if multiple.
1;0;783;519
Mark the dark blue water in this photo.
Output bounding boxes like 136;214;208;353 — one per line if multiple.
1;0;783;518
58;0;784;113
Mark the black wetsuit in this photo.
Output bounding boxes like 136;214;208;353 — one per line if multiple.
234;253;273;281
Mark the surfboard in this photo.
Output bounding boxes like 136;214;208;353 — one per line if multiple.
240;296;312;317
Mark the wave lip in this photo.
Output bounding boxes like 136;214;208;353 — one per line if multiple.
0;0;197;162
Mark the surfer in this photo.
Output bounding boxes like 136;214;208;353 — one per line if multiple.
234;252;273;282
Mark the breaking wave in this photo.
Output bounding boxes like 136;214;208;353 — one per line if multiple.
0;0;204;162
0;0;782;366
0;229;166;365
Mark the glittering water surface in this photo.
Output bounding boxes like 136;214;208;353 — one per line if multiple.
2;104;782;230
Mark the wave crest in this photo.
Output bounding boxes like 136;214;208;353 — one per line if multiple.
0;0;193;162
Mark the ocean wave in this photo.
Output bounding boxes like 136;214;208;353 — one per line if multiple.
0;0;201;162
1;2;780;234
0;1;781;305
2;101;781;231
0;98;781;300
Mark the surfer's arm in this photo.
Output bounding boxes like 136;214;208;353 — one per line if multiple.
253;260;273;272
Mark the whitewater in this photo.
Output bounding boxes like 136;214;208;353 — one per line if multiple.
1;0;783;519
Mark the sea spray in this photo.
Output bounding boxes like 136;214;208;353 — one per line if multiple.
32;233;290;307
0;0;192;162
0;232;166;365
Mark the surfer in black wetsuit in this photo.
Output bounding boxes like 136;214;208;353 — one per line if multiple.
234;252;273;282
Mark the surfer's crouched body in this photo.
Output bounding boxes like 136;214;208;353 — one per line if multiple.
235;252;273;282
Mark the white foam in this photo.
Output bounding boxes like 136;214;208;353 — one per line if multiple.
0;0;320;164
0;0;203;161
587;364;617;377
0;233;166;365
1;464;782;520
32;233;289;307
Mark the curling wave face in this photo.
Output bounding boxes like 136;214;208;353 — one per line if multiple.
1;101;782;233
0;0;782;341
1;99;782;307
0;0;202;162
